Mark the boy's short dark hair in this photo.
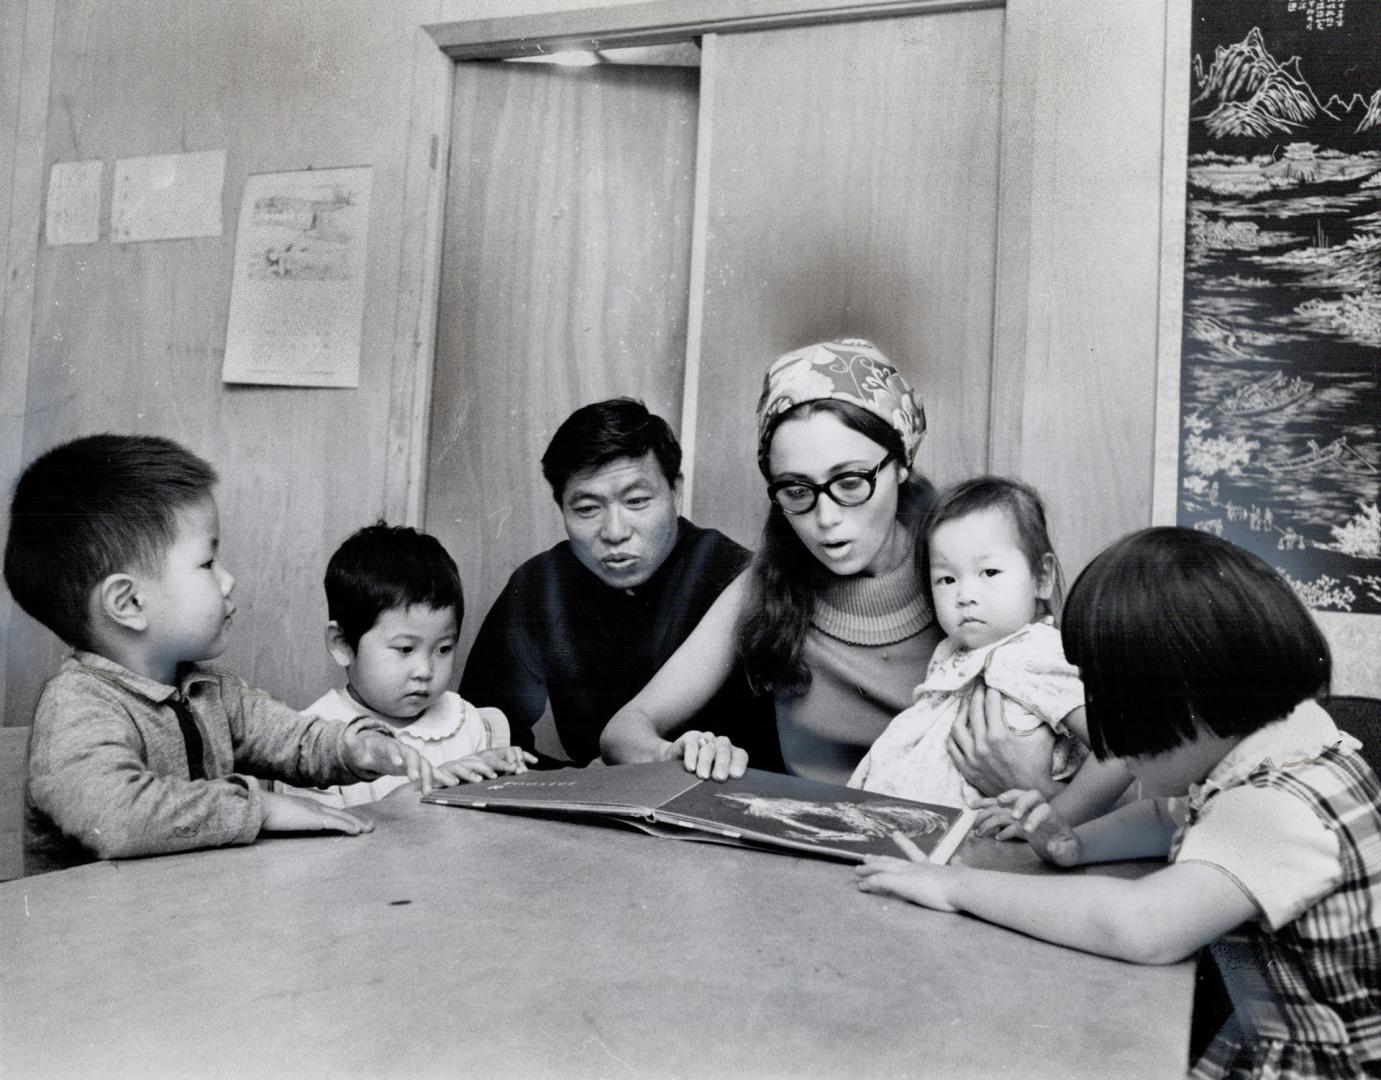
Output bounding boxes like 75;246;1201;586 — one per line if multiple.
1062;527;1331;760
4;434;218;651
540;398;682;504
326;523;463;649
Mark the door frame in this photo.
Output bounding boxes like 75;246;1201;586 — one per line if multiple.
429;0;1001;59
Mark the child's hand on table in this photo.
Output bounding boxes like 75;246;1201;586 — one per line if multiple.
261;791;374;835
855;855;958;912
996;788;1082;866
433;746;538;786
345;728;436;793
969;798;1021;840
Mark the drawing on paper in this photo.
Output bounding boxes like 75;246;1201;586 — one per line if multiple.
1178;0;1381;613
249;186;360;282
223;165;372;387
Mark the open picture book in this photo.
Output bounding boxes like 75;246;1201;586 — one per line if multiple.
422;761;975;864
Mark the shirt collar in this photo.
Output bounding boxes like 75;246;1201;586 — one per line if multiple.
334;687;462;742
1187;698;1355;809
70;650;218;703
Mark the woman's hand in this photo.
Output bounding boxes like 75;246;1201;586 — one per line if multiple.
261;791;373;835
948;684;1060;798
855;855;958;912
657;730;747;781
600;574;750;765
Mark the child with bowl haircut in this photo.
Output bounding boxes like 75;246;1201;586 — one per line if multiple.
4;434;435;874
858;528;1380;1078
284;523;533;808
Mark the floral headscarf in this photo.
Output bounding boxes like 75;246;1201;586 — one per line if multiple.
756;339;926;467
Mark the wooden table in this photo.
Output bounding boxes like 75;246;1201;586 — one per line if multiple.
1;797;1193;1080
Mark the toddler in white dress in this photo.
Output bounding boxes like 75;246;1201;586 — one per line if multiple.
851;477;1130;833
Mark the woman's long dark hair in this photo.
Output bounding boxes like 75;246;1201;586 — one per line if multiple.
739;399;932;697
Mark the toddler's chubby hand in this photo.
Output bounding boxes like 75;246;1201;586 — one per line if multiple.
855;855;959;912
969;798;1019;839
261;791;374;836
346;728;436;793
996;789;1081;866
433;746;538;787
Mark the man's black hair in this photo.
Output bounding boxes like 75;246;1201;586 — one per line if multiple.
540;398;681;503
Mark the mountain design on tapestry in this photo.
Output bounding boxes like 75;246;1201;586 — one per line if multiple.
1192;27;1337;138
1325;90;1381;134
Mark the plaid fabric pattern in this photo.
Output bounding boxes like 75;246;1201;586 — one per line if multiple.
1183;745;1381;1079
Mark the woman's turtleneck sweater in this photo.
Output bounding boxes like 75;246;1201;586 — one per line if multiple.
775;553;942;784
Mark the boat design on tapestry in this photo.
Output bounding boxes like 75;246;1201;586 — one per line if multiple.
1217;371;1313;416
1264;436;1379;476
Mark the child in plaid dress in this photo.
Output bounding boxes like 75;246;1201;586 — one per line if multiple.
856;528;1380;1079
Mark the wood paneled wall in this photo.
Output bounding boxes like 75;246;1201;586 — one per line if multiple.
0;0;642;727
3;1;440;720
0;0;56;724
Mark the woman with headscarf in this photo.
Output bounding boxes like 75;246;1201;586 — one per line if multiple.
602;339;1051;791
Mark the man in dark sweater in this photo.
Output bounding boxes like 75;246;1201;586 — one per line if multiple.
461;399;778;769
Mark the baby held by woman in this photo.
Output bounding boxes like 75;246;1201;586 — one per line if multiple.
850;476;1132;830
